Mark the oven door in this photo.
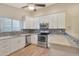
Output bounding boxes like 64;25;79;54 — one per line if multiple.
38;35;48;48
38;35;47;42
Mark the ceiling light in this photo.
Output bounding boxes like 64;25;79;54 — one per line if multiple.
28;5;35;10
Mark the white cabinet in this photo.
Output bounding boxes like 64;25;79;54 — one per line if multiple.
16;36;25;48
49;14;58;29
31;34;37;44
37;12;65;29
23;16;33;29
39;16;49;24
33;17;39;29
24;12;65;29
10;36;25;54
0;36;25;56
0;39;10;56
24;16;38;29
24;16;40;29
57;13;65;29
10;38;19;53
49;12;65;29
23;16;28;29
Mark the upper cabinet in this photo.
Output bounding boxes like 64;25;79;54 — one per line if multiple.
24;16;39;29
23;16;34;29
33;17;39;29
57;13;65;29
49;12;65;29
24;12;65;29
39;15;50;24
38;12;65;29
49;14;58;29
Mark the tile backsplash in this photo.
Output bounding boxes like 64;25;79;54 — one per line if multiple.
0;31;22;37
0;29;65;37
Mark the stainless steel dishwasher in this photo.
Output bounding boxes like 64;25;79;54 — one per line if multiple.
25;35;31;47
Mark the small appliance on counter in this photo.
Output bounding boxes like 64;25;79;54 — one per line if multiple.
38;22;49;48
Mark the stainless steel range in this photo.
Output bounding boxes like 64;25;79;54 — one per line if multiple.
38;23;49;48
38;33;48;48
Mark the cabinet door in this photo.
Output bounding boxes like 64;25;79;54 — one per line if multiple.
31;34;37;44
49;13;65;29
16;36;25;48
33;17;40;29
24;16;34;29
57;13;65;29
39;16;43;23
49;14;58;29
0;36;25;56
39;16;49;23
0;39;10;56
10;36;25;53
27;17;40;29
10;37;21;53
23;16;30;29
10;38;18;53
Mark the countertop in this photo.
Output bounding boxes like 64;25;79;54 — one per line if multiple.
49;34;72;47
0;33;32;40
66;31;79;40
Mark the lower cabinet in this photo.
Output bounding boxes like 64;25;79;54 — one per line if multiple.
31;34;37;44
0;36;25;56
0;39;10;56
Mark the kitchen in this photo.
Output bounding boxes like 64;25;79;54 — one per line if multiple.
0;3;79;56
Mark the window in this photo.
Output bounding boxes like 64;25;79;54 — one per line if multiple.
13;19;21;31
0;17;23;33
0;17;12;32
3;18;12;32
0;17;3;32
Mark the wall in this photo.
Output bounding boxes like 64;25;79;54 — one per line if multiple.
66;4;79;33
3;3;79;34
0;4;32;20
33;3;79;34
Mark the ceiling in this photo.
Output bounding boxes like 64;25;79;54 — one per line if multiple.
4;3;55;11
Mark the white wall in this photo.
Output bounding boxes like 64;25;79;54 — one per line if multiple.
0;4;32;20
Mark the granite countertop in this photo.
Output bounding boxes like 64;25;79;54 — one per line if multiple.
66;31;79;40
0;32;47;40
0;33;32;40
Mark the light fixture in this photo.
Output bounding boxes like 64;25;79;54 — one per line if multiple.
28;5;35;10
